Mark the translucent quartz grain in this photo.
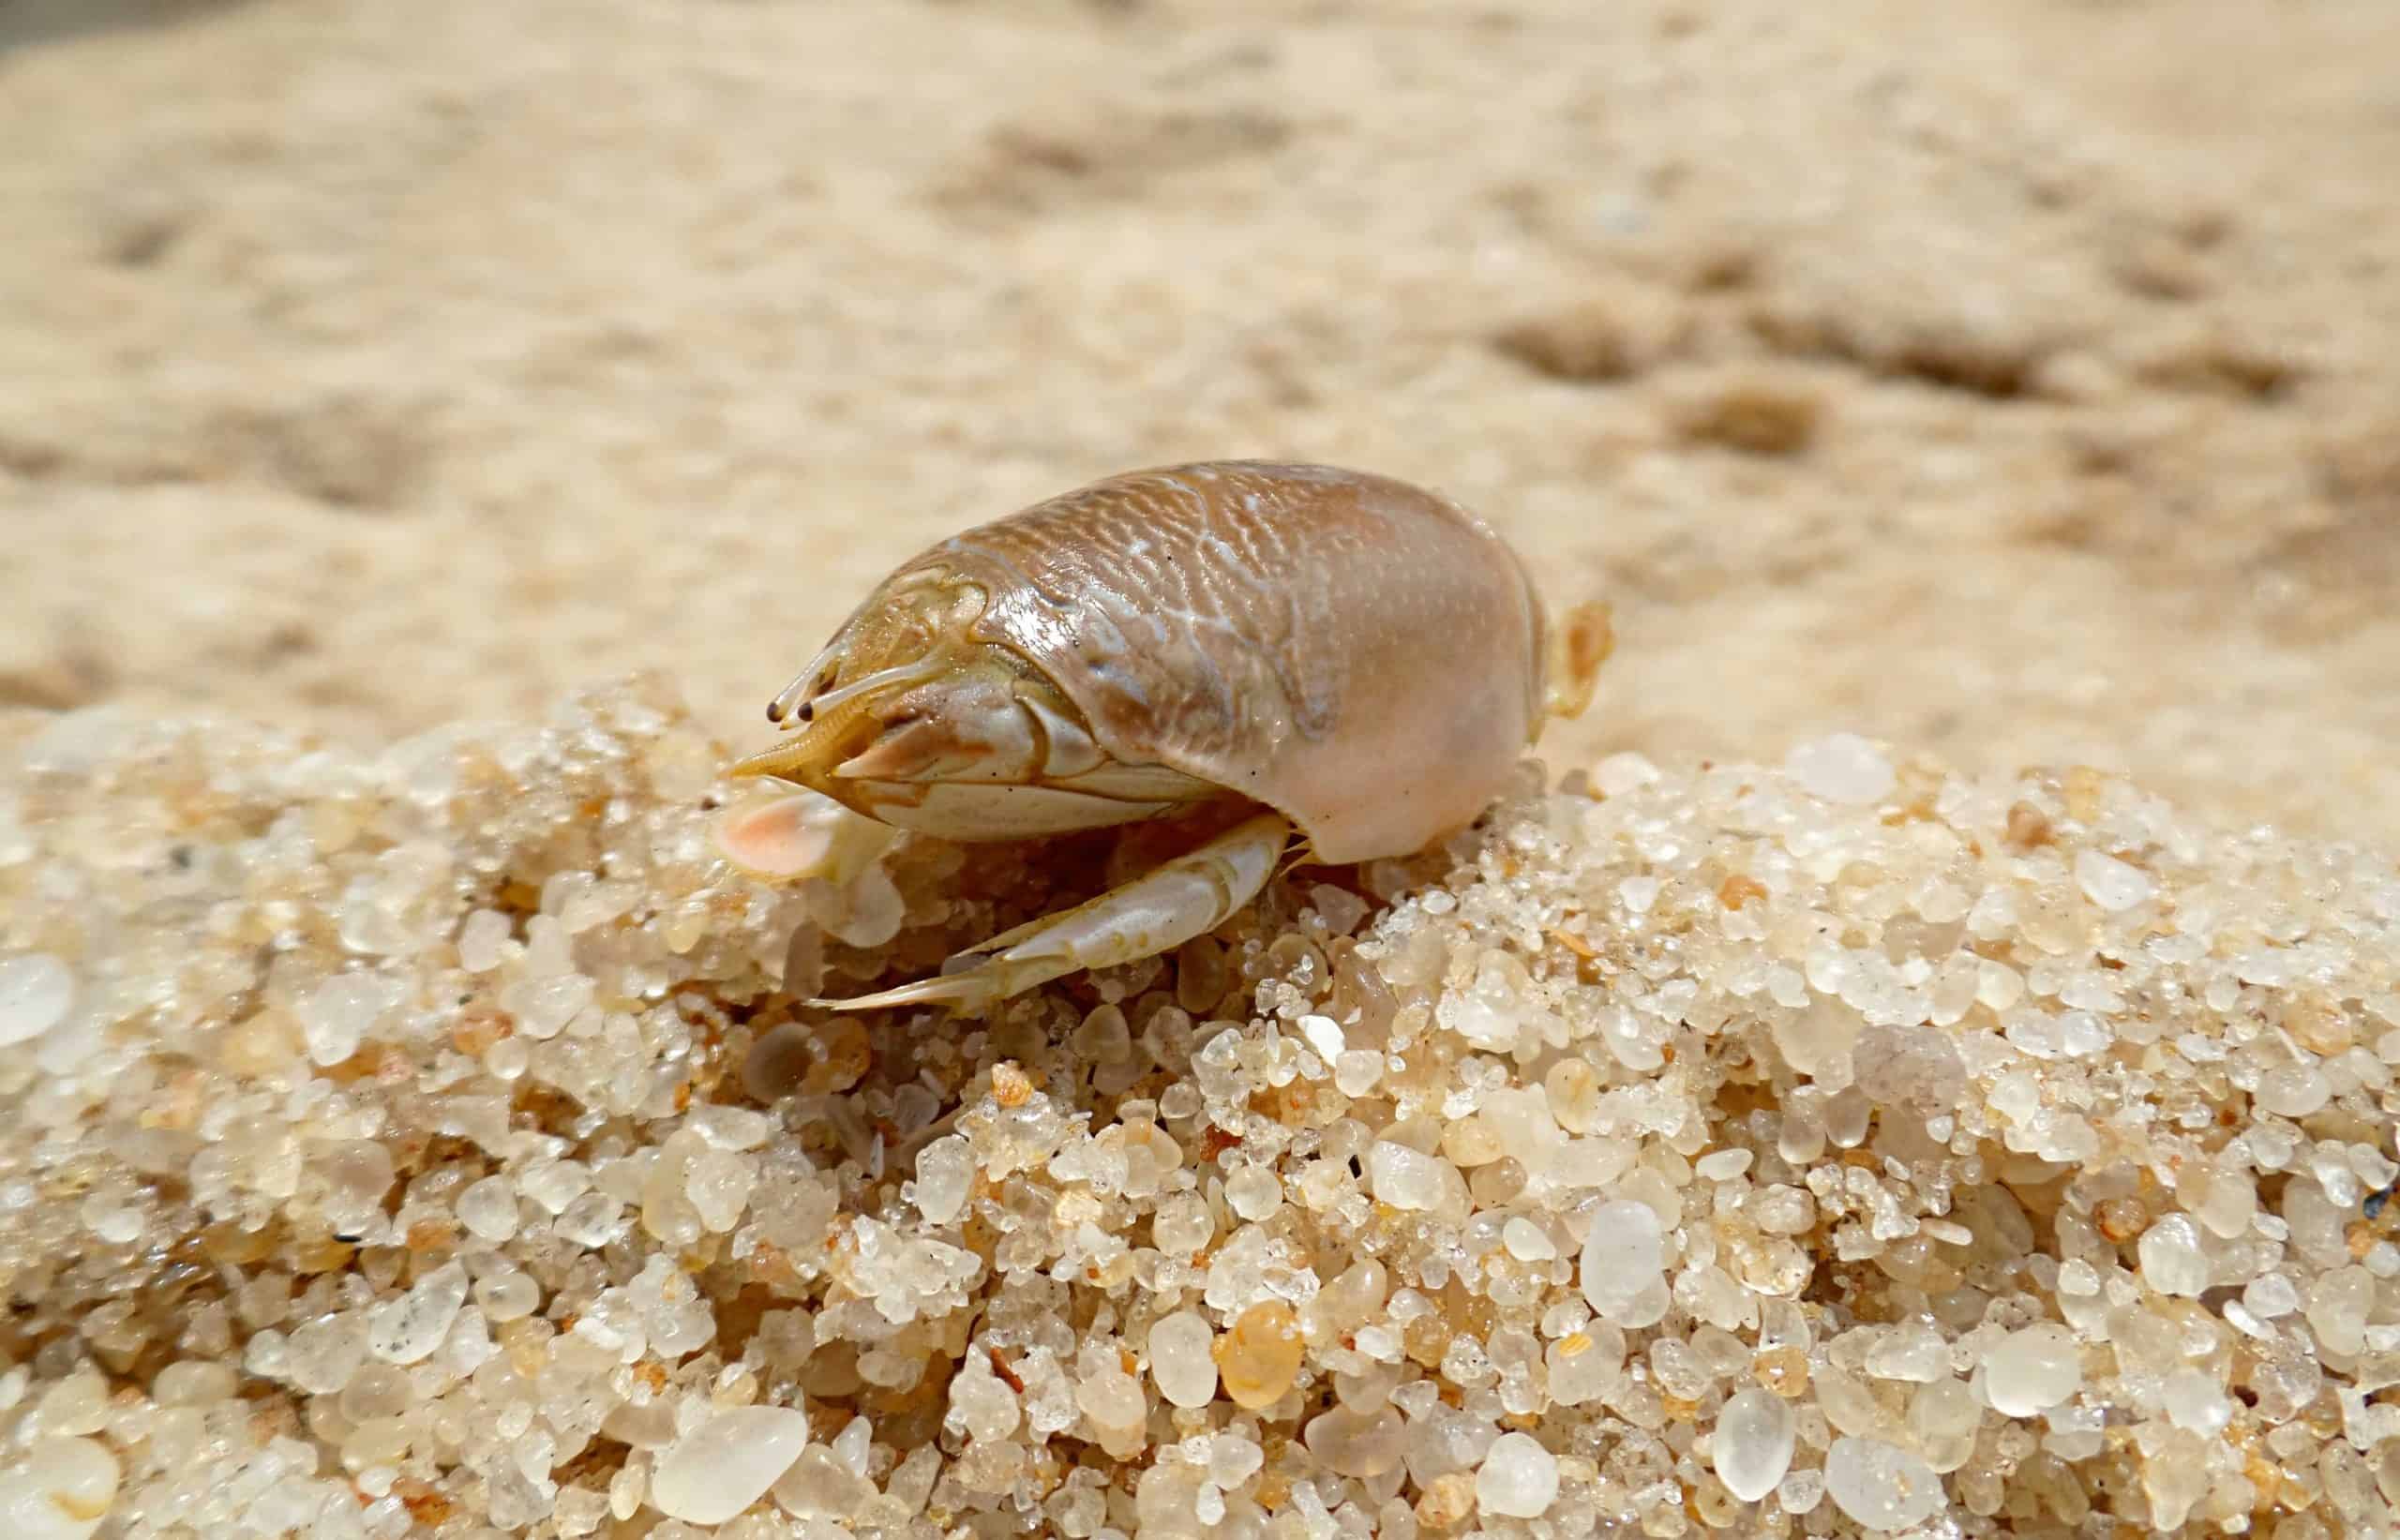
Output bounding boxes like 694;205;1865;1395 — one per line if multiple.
742;1021;816;1103
685;1146;755;1232
2073;849;2155;912
2136;1215;2212;1297
150;1362;235;1406
457;1175;518;1242
1369;1141;1469;1216
690;1104;775;1150
949;1360;1020;1442
10;690;2400;1540
1981;1323;2081;1415
2306;1266;2374;1354
0;953;73;1046
1544;1059;1603;1130
473;1268;539;1322
456;909;510;972
1824;1436;1943;1531
499;972;592;1040
1693;1148;1752;1181
1334;1048;1384;1095
1581;1198;1665;1321
338;1363;412;1423
1148;1310;1218;1408
650;1405;810;1525
1713;1387;1796;1502
2244;1271;2301;1318
2191;1160;2258;1237
285;1313;368;1394
1502;1217;1556;1262
914;1135;973;1225
1305;1404;1406;1477
2161;1367;2232;1433
1225;1164;1283;1221
1475;1431;1559;1518
1908;1377;1980;1469
1152;1192;1213;1254
1216;1301;1304;1409
1295;1012;1344;1061
296;973;398;1066
2255;1062;2332;1117
1774;996;1862;1079
365;1262;467;1364
772;1444;874;1521
1865;1323;1944;1383
0;1436;118;1540
1783;734;1894;804
1777;1468;1825;1516
1076;1365;1145;1433
319;1139;395;1232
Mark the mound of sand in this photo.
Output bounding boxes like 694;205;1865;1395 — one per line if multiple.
0;680;2392;1537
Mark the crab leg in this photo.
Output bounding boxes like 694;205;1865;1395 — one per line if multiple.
811;811;1292;1014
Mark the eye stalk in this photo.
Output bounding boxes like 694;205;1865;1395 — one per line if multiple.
732;576;1021;801
758;576;988;727
786;660;948;725
763;650;837;725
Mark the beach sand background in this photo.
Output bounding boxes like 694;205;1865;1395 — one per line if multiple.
2;0;2396;843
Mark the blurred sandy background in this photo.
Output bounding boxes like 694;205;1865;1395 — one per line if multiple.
1;0;2394;845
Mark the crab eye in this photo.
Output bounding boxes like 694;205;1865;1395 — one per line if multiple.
766;655;841;725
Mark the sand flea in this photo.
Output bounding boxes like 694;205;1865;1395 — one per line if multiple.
717;461;1611;1013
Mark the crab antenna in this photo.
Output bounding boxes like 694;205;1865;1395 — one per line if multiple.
783;658;948;725
764;643;844;725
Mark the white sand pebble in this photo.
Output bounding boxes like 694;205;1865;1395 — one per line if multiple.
1367;1141;1468;1216
1592;751;1660;796
1713;1387;1796;1502
2136;1215;2211;1297
457;1175;519;1243
455;908;512;972
1982;1323;2081;1415
2073;849;2155;912
1501;1216;1556;1262
1225;1165;1282;1220
1295;1012;1344;1060
1825;1436;1943;1531
1784;733;1895;804
2161;1366;2233;1433
1148;1309;1218;1409
1580;1198;1663;1319
652;1405;811;1525
366;1261;468;1364
2254;1063;2330;1117
913;1134;973;1225
0;953;74;1047
1476;1431;1559;1517
296;972;402;1067
0;1436;119;1540
1333;1049;1382;1095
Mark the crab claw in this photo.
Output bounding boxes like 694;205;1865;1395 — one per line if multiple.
712;790;896;884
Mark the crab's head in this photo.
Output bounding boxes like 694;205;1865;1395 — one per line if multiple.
728;571;1201;840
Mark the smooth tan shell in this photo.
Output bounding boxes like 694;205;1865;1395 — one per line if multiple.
895;461;1550;863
